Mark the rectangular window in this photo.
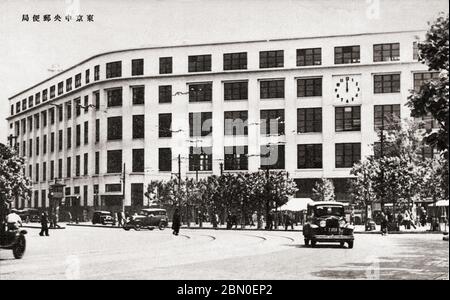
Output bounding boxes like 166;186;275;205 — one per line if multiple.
43;135;47;154
373;43;400;62
189;147;212;171
260;80;284;99
66;157;71;178
374;104;401;130
260;144;285;169
50;132;55;152
223;52;247;70
158;114;172;138
334;46;360;64
85;69;90;84
58;81;64;95
35;137;40;156
42;162;47;182
35;92;41;105
28;139;32;157
132;86;145;105
95;119;100;142
66;127;72;149
94;65;100;81
50;85;56;98
224;81;248;100
132;149;145;172
84;96;89;113
84;121;89;144
131;59;144;76
75;155;80;177
259;50;284;68
374;74;401;93
50;160;54;180
189;112;213;137
106;61;122;78
76;124;81;147
297;77;322;97
158;148;172;172
22;99;26;111
131;183;144;207
58;105;63;122
158;85;172;103
159;57;172;74
95;152;99;175
58;130;63;151
22;141;26;157
83;153;88;176
107;88;122;107
297;48;322;66
224;146;248;170
107;150;122;173
28;116;32;131
28;96;34;108
188;55;211;72
335;143;361;168
105;183;122;193
42;89;48;101
75;98;81;116
94;91;100;109
66;101;72;120
42;111;47;127
16;102;21;114
189;83;212;102
49;108;55;124
35;163;39;182
11;105;14;116
297;144;322;169
260;109;285;135
132;115;145;139
83;185;88;207
35;114;40;129
75;73;81;88
224;111;248;136
413;72;439;92
58;159;63;178
107;116;122;140
335;106;361;132
297;108;322;133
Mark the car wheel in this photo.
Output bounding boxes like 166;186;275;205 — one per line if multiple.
134;225;141;231
123;226;130;231
311;240;317;247
304;239;310;246
159;223;166;230
347;241;354;249
13;235;26;259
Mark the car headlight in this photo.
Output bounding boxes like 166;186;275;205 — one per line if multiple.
319;220;326;227
339;220;346;227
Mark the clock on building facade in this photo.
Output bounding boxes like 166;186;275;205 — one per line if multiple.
333;75;361;104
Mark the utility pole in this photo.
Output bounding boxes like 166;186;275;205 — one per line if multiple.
122;163;126;213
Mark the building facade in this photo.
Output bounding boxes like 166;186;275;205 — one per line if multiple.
6;30;438;213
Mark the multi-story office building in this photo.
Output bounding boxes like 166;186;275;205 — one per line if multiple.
6;29;439;212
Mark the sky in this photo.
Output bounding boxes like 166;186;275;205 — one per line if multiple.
0;0;448;143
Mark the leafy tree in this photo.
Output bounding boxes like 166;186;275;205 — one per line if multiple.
350;158;377;222
407;13;449;156
311;178;335;202
0;143;32;223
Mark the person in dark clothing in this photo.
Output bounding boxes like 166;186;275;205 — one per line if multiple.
172;208;181;236
284;213;294;230
266;212;273;230
39;212;49;236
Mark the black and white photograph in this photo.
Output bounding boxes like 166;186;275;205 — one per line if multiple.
0;0;448;284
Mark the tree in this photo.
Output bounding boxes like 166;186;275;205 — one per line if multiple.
311;178;335;202
0;143;32;224
407;13;449;156
350;158;377;222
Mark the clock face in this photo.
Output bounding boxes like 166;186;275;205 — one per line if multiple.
334;76;360;103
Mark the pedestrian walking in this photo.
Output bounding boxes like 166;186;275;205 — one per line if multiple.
284;212;294;231
39;212;49;236
266;212;273;230
251;211;257;227
380;210;388;236
172;208;181;236
67;211;72;224
53;213;61;229
117;211;123;227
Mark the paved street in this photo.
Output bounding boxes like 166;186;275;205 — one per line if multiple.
0;226;448;280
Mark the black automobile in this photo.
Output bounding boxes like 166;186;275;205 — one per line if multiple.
123;208;168;231
16;208;40;223
303;202;354;248
0;228;27;259
92;211;116;225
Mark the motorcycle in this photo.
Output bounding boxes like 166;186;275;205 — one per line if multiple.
0;227;27;259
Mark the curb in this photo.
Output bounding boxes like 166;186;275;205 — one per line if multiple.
65;223;445;234
21;225;66;230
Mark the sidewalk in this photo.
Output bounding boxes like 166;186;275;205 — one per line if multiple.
62;221;447;234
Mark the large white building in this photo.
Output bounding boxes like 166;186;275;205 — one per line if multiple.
6;29;438;214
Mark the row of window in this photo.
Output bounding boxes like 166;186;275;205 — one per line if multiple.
11;41;421;116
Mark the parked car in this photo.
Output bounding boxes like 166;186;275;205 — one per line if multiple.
123;208;168;231
92;211;116;225
16;208;40;223
303;202;354;248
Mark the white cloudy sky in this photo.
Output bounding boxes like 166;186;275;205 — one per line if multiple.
0;0;448;143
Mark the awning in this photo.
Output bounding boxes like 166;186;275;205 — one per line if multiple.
434;200;449;207
279;198;313;211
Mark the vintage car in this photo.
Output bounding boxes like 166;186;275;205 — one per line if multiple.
303;202;354;248
92;211;116;225
0;228;27;259
123;208;168;231
16;208;40;223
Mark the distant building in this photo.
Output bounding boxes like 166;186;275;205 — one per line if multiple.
6;29;439;213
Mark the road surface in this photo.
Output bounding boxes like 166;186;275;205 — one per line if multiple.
0;226;448;279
